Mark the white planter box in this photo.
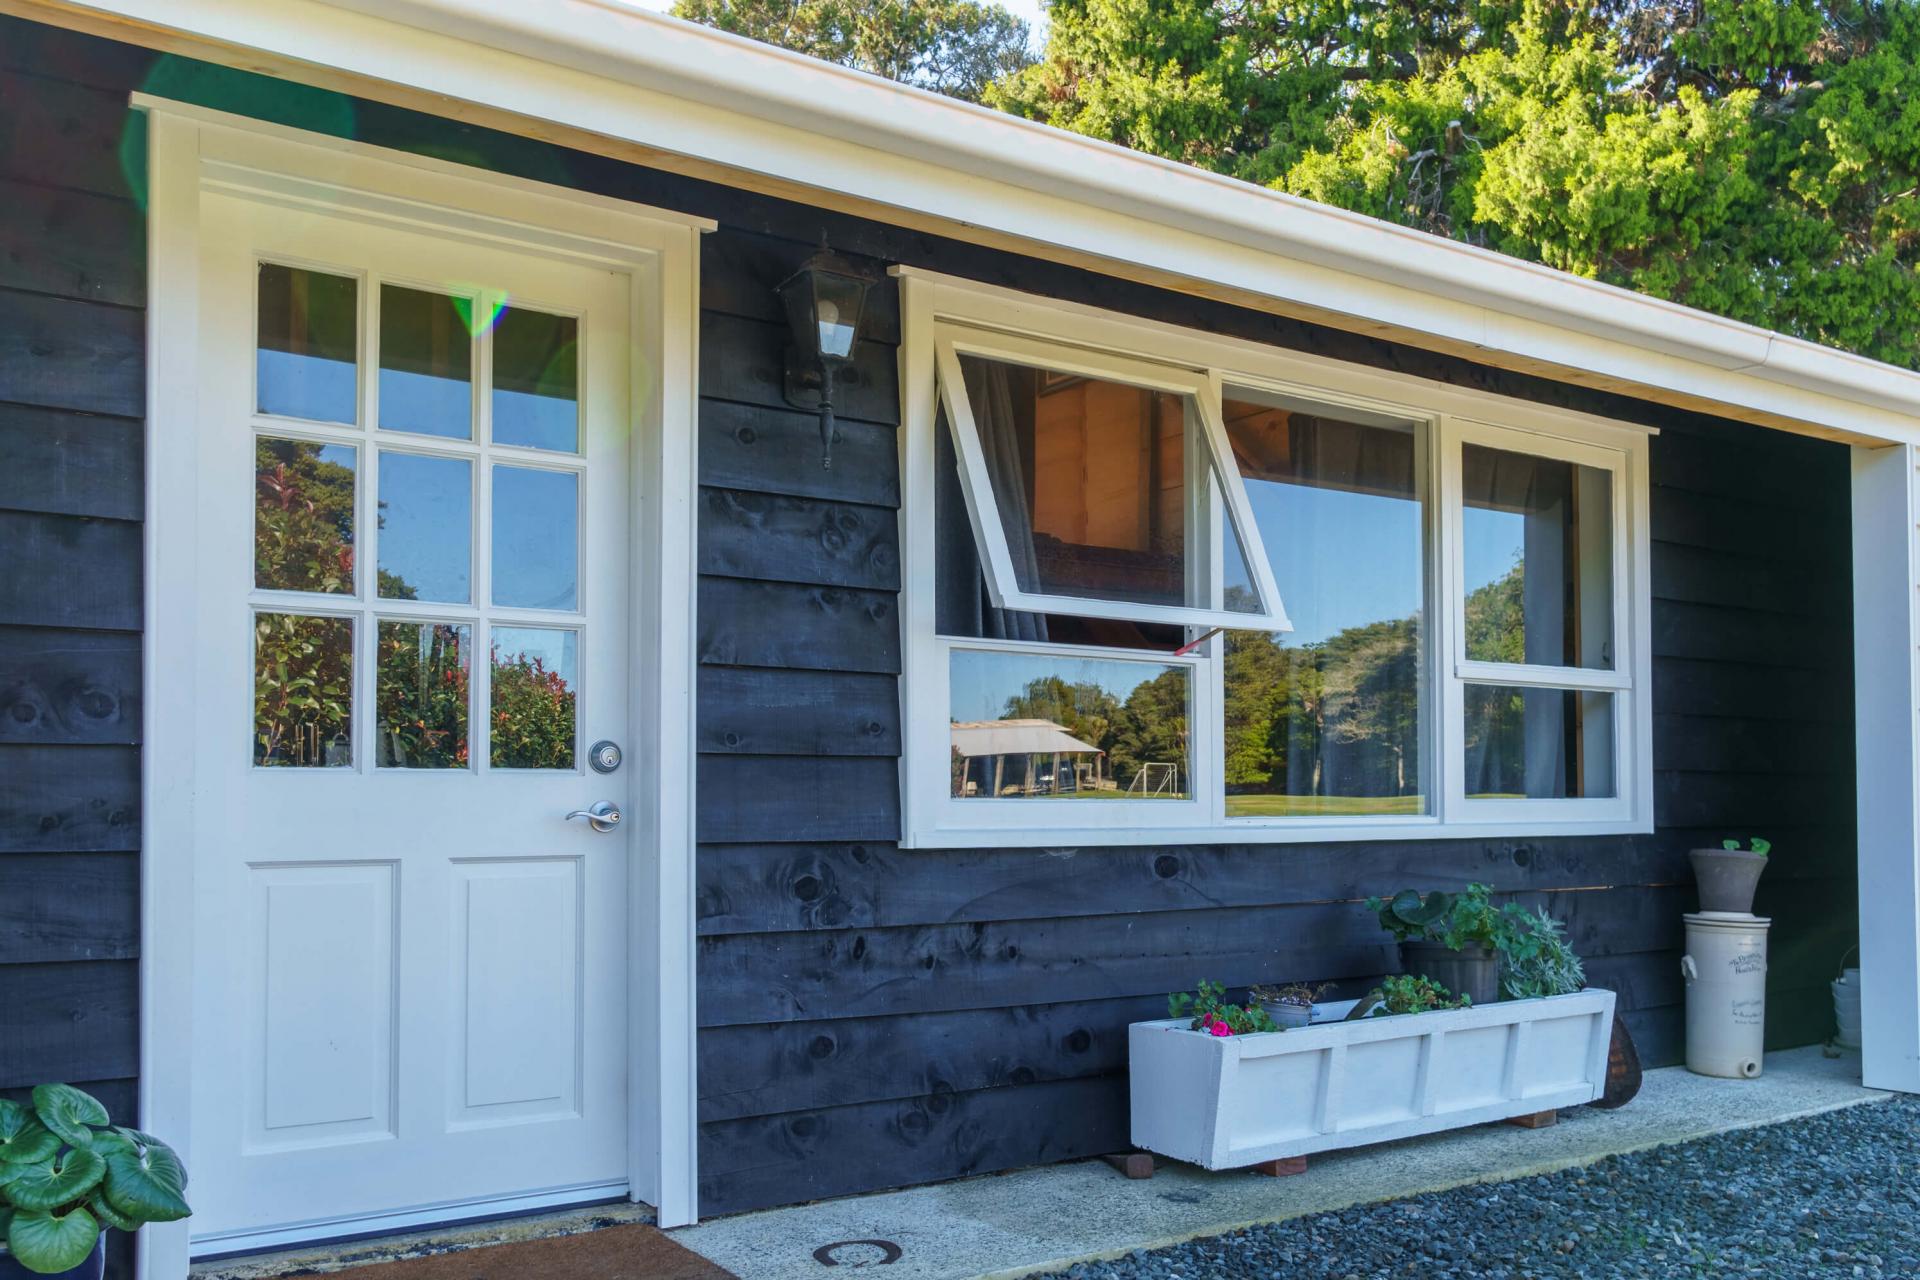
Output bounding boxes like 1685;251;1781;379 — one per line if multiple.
1130;989;1616;1170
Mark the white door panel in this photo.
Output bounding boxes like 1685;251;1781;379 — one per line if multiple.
187;191;635;1249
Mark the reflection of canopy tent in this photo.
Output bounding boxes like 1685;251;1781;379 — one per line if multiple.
949;719;1104;797
949;718;1101;758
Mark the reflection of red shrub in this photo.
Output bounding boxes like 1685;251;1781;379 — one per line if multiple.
491;650;576;769
376;623;470;768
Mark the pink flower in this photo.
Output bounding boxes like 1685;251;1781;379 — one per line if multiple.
1207;1019;1233;1037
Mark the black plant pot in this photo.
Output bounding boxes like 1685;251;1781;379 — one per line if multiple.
0;1235;105;1280
1400;940;1501;1005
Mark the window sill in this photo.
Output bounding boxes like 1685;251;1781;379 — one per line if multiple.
900;813;1656;850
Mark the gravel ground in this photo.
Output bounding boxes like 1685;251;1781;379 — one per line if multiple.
1046;1097;1920;1280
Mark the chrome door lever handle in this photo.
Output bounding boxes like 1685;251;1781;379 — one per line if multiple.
566;800;622;833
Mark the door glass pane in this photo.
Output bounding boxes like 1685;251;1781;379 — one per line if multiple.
258;263;358;424
948;648;1190;800
377;452;472;604
1463;684;1615;799
492;466;579;610
379;285;473;439
490;626;577;770
1462;444;1613;670
255;437;356;595
1220;391;1427;818
254;612;354;767
953;353;1254;612
492;307;579;452
376;621;471;769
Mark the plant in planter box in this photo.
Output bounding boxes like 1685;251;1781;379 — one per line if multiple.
1366;883;1504;1004
1169;980;1278;1036
1348;973;1471;1019
0;1085;190;1278
1248;982;1328;1030
1497;906;1587;1000
1690;837;1771;914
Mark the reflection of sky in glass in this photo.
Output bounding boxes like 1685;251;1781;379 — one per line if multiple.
381;368;470;439
491;625;576;685
950;648;1179;723
1242;481;1423;646
1464;506;1525;597
379;285;471;439
259;349;356;424
378;452;472;603
493;387;578;453
492;466;579;610
492;307;578;453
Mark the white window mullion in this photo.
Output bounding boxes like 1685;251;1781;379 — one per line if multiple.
1435;414;1467;826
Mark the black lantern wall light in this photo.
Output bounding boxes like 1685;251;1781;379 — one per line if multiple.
777;240;876;469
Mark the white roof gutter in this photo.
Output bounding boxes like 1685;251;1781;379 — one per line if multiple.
38;0;1920;442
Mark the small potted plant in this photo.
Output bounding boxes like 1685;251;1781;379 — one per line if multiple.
1497;906;1586;999
1168;980;1278;1036
1249;982;1327;1030
0;1085;191;1278
1346;973;1471;1019
1366;883;1504;1005
1690;838;1770;914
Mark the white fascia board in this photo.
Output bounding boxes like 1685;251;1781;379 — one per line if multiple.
64;0;1920;442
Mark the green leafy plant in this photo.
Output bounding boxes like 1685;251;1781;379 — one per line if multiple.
1367;883;1504;951
1497;906;1587;1000
1350;974;1470;1019
1721;837;1772;857
1169;980;1278;1036
0;1085;189;1274
1248;982;1328;1010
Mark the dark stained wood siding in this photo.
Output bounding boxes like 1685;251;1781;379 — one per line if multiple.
1;15;1858;1235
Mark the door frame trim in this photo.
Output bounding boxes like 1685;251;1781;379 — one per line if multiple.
137;96;710;1278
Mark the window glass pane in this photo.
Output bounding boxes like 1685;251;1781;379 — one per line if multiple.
492;465;579;610
255;437;356;595
492;307;579;452
1220;391;1427;818
952;353;1256;612
949;648;1190;800
1463;444;1613;670
380;285;472;439
254;612;353;767
258;263;358;423
377;452;472;603
376;621;470;769
1463;685;1615;799
490;626;577;769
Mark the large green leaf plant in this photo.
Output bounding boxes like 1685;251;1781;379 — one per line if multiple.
0;1086;189;1274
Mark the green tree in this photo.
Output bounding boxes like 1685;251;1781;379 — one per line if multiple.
671;0;1035;101
991;0;1920;368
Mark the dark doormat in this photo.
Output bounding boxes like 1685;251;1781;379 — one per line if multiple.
306;1224;736;1280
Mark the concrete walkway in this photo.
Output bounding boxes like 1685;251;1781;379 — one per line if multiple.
671;1046;1887;1280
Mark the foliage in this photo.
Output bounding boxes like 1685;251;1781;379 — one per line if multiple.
1355;973;1471;1018
1249;981;1328;1008
1367;881;1505;950
254;612;353;767
1722;836;1772;856
1498;905;1587;999
989;0;1920;370
670;0;1036;101
994;669;1188;794
375;623;470;769
490;647;577;769
254;438;353;595
0;1085;189;1274
1169;979;1280;1035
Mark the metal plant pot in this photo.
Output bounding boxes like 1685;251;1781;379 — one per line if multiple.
1400;940;1501;1005
0;1235;105;1280
1256;999;1313;1029
1689;847;1767;915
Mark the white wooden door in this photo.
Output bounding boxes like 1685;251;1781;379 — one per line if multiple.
186;189;635;1250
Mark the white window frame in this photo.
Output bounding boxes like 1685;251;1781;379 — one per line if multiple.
897;268;1654;849
936;326;1291;631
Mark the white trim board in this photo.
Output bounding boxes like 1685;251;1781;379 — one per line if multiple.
136;97;704;1280
15;0;1920;445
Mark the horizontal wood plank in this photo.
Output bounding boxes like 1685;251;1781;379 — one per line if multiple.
698;754;901;844
699;398;899;508
0;404;142;521
0;178;144;307
0;511;142;631
698;667;899;757
0;851;138;964
1651;657;1850;724
0;626;141;745
1653;713;1850;778
696;836;1688;936
1655;769;1854;830
697;577;900;674
1651;600;1849;670
0;744;139;853
0;959;138;1087
698;1074;1129;1216
0;287;144;417
700;311;900;426
0;69;133;200
698;486;900;591
1652;541;1847;619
